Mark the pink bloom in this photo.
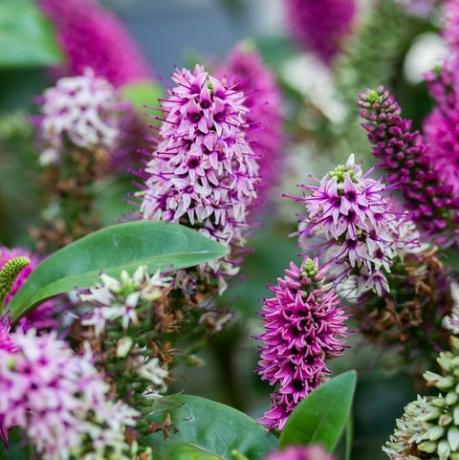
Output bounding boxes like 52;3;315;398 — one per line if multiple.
0;330;137;458
257;259;347;431
141;65;259;281
216;44;283;209
38;0;152;87
0;247;58;331
266;445;334;460
284;0;356;64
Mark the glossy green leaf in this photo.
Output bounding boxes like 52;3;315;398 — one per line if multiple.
345;415;354;460
144;395;278;460
279;371;357;452
7;221;227;320
121;81;163;112
153;442;224;460
0;0;63;68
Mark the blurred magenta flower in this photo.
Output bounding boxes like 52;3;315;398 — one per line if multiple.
39;0;152;87
266;445;334;460
217;43;283;209
257;259;347;431
284;0;356;64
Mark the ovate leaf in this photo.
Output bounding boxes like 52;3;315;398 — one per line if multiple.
279;371;357;452
144;395;278;460
8;221;227;320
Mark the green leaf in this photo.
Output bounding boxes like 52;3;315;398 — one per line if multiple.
144;395;278;460
153;442;224;460
0;0;63;68
121;81;163;112
279;371;357;452
7;221;227;320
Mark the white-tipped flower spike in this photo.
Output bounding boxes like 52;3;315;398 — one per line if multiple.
141;65;259;286
384;337;459;459
38;68;120;165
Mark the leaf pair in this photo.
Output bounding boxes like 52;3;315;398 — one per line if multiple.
146;371;357;459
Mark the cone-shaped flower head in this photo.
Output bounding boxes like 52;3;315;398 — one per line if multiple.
266;445;334;460
359;86;459;245
38;0;152;87
0;329;138;459
0;247;57;331
216;43;283;208
141;65;259;279
38;69;120;165
257;258;348;431
292;154;410;296
384;336;459;459
284;0;356;64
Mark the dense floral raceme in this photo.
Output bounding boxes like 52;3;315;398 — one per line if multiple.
0;246;58;331
291;154;416;296
257;258;348;431
266;445;334;460
0;329;138;459
384;336;459;459
284;0;356;64
359;86;459;245
141;65;259;282
37;69;121;165
38;0;152;87
216;43;283;208
79;267;173;406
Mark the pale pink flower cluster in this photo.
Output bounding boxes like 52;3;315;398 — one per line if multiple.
0;329;137;459
141;65;259;280
38;69;120;165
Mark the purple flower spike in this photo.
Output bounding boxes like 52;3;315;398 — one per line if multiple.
266;445;334;460
141;65;259;282
291;154;408;296
217;43;283;209
38;0;152;87
284;0;356;64
358;86;459;245
257;259;347;431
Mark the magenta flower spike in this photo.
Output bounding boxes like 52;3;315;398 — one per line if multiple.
284;0;356;64
38;0;152;87
257;259;347;431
